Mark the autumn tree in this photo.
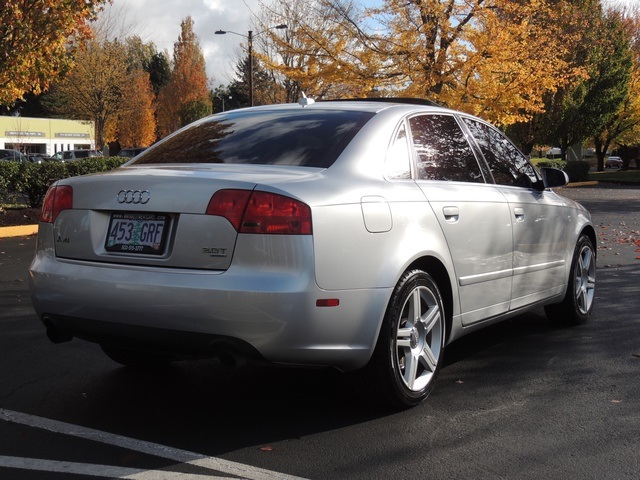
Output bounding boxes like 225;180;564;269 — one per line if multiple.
157;17;211;137
49;38;129;149
258;0;380;101
260;0;579;125
117;69;156;148
0;0;108;106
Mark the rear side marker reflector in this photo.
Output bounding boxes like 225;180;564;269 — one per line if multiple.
316;299;340;307
207;189;312;235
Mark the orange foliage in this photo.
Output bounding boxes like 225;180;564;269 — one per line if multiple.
262;0;587;126
0;0;109;104
118;69;157;147
157;17;211;137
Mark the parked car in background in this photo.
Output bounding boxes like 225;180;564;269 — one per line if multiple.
118;147;147;158
30;99;596;409
0;149;27;162
50;150;102;162
605;156;623;169
26;153;51;164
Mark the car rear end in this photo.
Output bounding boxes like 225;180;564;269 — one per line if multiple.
29;105;389;371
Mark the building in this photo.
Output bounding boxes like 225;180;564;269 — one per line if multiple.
0;116;95;155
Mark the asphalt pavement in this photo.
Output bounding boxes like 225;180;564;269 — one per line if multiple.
0;184;639;480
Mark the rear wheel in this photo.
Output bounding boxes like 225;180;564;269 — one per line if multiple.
365;270;446;409
101;344;172;369
545;234;596;324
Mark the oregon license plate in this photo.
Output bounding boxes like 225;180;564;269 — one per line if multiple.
105;212;168;254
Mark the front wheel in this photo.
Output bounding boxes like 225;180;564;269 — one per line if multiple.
545;234;596;324
365;270;446;409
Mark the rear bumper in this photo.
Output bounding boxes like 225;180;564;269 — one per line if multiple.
29;233;391;371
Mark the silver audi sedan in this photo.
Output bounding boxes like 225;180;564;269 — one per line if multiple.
29;99;596;408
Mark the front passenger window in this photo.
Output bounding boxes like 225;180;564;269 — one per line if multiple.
463;118;538;188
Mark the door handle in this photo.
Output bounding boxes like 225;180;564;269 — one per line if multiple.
443;206;459;223
514;207;525;222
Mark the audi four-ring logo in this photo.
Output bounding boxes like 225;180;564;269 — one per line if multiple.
117;189;151;204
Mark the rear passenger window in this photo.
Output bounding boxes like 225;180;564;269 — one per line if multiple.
409;115;484;183
463;118;538;188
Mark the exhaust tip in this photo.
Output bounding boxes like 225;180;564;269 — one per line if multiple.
218;349;247;368
45;326;73;344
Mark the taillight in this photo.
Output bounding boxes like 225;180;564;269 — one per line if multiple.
205;189;252;231
206;189;312;235
41;185;73;223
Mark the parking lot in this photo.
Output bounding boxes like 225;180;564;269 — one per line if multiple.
1;185;639;479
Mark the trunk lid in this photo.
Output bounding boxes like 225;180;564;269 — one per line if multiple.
52;165;317;270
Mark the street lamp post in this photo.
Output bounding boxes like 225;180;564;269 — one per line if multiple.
215;24;287;107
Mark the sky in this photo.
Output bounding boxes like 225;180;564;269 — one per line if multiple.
105;0;266;86
105;0;385;87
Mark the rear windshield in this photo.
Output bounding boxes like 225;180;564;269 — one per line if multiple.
131;109;374;168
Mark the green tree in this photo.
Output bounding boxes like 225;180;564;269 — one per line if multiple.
145;52;172;97
593;7;640;170
0;0;108;105
211;85;241;113
226;55;278;108
543;5;632;162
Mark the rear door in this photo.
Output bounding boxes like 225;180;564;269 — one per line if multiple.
408;114;514;325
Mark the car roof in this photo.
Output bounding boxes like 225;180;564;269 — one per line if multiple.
226;98;457;116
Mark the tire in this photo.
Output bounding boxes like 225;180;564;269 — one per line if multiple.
365;270;446;409
544;234;596;325
100;344;172;369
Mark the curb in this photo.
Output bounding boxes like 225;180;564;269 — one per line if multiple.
0;224;38;239
565;181;599;187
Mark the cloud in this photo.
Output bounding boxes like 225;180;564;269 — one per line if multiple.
107;0;263;86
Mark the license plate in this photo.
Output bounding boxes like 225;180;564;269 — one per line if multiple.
105;212;168;254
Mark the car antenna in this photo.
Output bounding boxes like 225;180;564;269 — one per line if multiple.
298;92;315;107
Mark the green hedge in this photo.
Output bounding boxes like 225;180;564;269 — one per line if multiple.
536;160;591;183
0;157;129;208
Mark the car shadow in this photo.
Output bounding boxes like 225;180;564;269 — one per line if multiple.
57;308;577;456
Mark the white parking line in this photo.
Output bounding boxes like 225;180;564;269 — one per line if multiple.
0;408;307;480
0;456;227;479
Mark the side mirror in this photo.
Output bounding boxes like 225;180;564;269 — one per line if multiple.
539;167;569;189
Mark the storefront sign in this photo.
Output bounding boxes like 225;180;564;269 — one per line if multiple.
5;131;45;137
56;133;90;138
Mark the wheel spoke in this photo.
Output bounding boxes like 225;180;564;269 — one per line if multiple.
420;345;438;372
581;248;593;271
397;326;412;348
574;245;596;314
420;304;440;334
410;289;422;323
404;353;419;389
